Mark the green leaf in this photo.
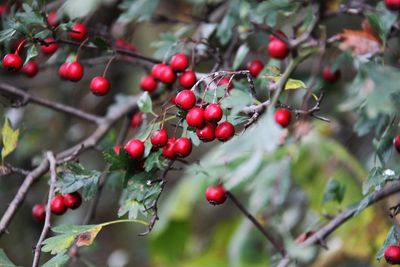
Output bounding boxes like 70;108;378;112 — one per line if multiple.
232;43;249;70
216;0;239;45
1;118;20;163
91;36;111;51
323;178;346;204
103;148;131;171
376;226;400;260
367;2;398;44
266;75;306;90
362;167;398;195
24;45;38;64
118;0;160;23
144;150;167;172
56;163;101;200
220;89;252;116
42;253;69;267
138;92;153;114
0;28;17;42
0;249;21;267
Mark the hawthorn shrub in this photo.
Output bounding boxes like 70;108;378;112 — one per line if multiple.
0;0;400;266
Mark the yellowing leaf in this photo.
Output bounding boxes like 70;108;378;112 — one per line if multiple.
266;76;307;90
1;119;19;163
324;0;341;13
76;225;102;247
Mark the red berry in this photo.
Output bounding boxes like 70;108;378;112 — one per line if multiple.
2;53;23;71
69;23;88;40
32;204;46;222
0;5;6;16
113;145;121;154
268;39;289;60
247;59;264;77
204;103;223;123
50;195;67;215
186;107;205;128
151;64;166;80
170;53;189;72
174;137;192;157
162;138;177;158
58;62;70;79
394;135;400;153
40;38;58;55
150;129;169;148
125;139;145;159
140;75;158;92
196;123;216;142
385;245;400;265
67;61;84;82
205;184;227;205
385;0;400;10
22;60;39;77
179;70;197;89
159;65;176;84
63;192;82;209
47;11;58;27
90;76;110;96
131;112;144;128
215;121;235;142
322;66;341;83
274;108;292;127
175;90;196;110
217;77;233;91
115;39;136;51
170;94;177;105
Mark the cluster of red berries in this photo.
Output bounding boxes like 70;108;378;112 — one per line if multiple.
32;192;82;221
385;245;400;265
140;53;197;92
385;0;400;10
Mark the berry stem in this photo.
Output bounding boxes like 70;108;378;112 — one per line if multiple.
76;38;90;61
102;54;116;77
15;39;27;55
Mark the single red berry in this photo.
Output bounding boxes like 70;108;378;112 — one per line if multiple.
268;39;289;60
63;192;82;209
40;38;58;55
151;63;166;80
50;195;67;215
32;204;46;222
115;39;136;51
385;245;400;265
217;77;233;91
204;104;223;123
170;94;177;105
205;184;227;205
385;0;400;10
159;65;176;84
174;137;192;157
22;60;39;77
394;135;400;153
69;23;88;40
247;59;264;77
131;112;144;128
162;138;177;158
322;66;341;83
47;11;58;27
113;145;121;154
67;61;84;82
175;90;196;110
274;108;292;127
196;123;216;142
186;107;205;128
125;139;145;159
140;75;158;92
170;53;189;72
215;121;235;142
2;53;23;71
150;129;169;148
179;70;197;89
90;76;110;96
0;5;6;16
58;62;71;80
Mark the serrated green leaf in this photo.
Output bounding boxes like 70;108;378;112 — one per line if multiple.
144;150;167;172
42;253;69;267
103;148;131;171
138;92;153;113
1;118;20;163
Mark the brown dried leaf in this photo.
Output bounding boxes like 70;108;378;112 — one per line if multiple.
75;225;102;247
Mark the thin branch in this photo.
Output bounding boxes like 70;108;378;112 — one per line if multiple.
227;191;286;256
0;83;102;124
31;151;57;267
